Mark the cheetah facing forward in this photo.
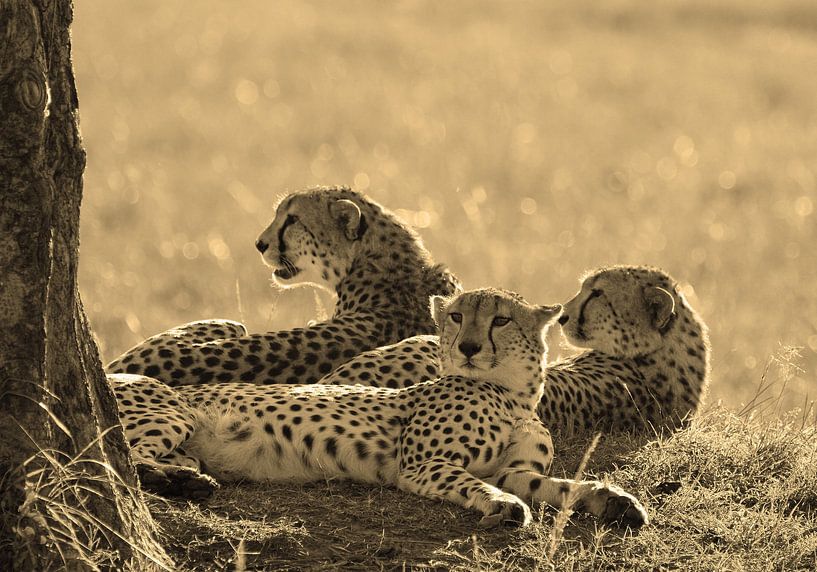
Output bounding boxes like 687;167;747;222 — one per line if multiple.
115;289;648;527
107;187;459;386
320;266;710;433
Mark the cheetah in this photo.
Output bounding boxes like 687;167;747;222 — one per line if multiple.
114;288;648;527
318;266;710;433
106;187;460;386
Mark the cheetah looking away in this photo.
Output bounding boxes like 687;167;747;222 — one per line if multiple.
113;288;648;527
106;187;460;386
319;266;710;434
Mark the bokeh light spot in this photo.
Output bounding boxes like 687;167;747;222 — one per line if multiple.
353;172;370;190
718;171;736;190
656;157;677;181
471;186;488;203
673;135;694;158
235;79;259;105
182;242;200;259
708;223;725;241
520;197;537;215
414;211;431;228
795;196;813;217
673;135;698;166
208;236;231;260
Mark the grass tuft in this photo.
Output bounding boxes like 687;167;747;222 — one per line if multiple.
7;427;172;571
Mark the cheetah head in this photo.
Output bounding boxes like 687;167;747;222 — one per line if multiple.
430;288;561;388
558;265;679;358
255;187;369;292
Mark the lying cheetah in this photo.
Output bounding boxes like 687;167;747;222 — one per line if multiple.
113;289;648;527
106;187;459;386
319;266;710;433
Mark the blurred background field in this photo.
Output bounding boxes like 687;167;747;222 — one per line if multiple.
72;0;817;412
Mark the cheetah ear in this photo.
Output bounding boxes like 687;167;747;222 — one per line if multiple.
644;286;676;332
532;304;562;331
429;295;451;329
329;198;364;241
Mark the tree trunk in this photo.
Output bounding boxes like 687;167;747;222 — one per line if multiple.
0;2;171;569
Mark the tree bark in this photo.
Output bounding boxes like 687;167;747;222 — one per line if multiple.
0;2;171;569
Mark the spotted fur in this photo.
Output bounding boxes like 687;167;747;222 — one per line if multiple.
320;266;710;434
114;289;648;527
106;187;460;386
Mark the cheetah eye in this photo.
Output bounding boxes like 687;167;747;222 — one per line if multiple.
448;312;462;324
492;316;511;327
590;288;603;298
285;214;299;225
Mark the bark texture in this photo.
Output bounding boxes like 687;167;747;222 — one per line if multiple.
0;1;171;569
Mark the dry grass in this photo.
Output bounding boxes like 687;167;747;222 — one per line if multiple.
7;429;173;571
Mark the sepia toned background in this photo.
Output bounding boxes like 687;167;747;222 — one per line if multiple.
72;0;817;412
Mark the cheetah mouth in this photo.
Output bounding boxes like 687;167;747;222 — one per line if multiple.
272;256;300;280
273;266;300;280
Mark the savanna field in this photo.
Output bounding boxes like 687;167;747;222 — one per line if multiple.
69;1;817;569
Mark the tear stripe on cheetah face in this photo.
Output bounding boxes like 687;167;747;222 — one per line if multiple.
106;187;460;387
179;289;647;528
320;266;709;433
430;288;561;410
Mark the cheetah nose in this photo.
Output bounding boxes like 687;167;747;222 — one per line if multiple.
255;239;269;254
558;314;569;326
458;341;482;358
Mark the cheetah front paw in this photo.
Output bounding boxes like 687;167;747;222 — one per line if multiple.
583;483;649;528
136;463;220;500
478;493;532;528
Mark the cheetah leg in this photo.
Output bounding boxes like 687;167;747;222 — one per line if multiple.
397;461;532;527
485;419;648;528
106;319;247;372
110;374;219;498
